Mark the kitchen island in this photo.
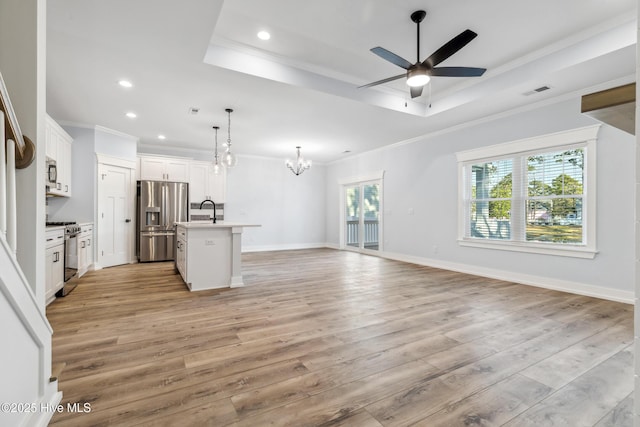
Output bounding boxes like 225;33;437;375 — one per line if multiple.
175;221;260;291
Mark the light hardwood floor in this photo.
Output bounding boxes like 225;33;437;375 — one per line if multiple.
47;248;633;426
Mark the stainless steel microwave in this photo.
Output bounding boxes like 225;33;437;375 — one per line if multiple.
47;161;57;183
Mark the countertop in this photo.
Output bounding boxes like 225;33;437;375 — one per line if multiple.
175;221;261;229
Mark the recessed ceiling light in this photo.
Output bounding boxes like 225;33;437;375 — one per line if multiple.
118;80;133;88
158;134;166;140
126;112;137;118
257;30;271;41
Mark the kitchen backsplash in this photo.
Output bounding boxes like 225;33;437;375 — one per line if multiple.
190;203;224;221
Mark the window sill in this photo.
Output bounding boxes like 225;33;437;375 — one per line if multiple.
458;239;597;259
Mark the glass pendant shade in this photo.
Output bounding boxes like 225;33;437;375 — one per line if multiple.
212;125;221;174
224;108;237;168
223;149;238;168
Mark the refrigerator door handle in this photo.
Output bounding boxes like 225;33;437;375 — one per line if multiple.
141;231;174;237
162;183;169;229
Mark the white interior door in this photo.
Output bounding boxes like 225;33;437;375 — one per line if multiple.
98;163;133;268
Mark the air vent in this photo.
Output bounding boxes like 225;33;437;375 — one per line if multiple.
188;107;200;115
523;85;552;96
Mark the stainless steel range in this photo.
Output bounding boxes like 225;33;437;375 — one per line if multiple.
46;221;81;296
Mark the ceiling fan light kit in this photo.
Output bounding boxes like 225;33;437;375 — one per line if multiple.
406;67;430;87
360;9;486;99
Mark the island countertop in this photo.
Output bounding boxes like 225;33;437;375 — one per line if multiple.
175;221;261;229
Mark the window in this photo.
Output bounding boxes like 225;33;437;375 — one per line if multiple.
339;171;385;253
457;126;599;258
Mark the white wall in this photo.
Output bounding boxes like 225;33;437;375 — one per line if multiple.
0;0;46;298
225;155;326;251
47;126;96;222
137;145;328;251
48;125;137;223
0;1;60;426
326;98;635;302
95;127;137;161
137;143;210;161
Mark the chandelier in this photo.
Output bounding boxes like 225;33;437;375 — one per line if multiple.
212;125;221;175
285;146;312;176
223;108;238;168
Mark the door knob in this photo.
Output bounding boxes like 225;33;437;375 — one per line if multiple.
125;219;131;223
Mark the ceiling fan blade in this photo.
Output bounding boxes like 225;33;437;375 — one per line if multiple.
423;29;478;68
358;73;406;89
370;47;413;70
410;86;423;98
431;66;486;77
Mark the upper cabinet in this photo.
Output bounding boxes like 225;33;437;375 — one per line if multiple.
137;155;227;203
46;115;73;197
189;161;226;204
139;155;189;182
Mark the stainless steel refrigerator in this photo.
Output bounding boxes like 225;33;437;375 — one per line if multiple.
137;180;188;262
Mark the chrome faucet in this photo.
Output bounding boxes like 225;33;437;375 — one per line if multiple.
199;199;217;223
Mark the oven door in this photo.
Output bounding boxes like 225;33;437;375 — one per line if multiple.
64;232;79;281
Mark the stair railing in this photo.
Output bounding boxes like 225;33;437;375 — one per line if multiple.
0;71;36;254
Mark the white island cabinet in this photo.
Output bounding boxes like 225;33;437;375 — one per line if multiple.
175;222;260;291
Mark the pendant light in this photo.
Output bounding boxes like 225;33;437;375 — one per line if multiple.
212;125;221;175
223;108;238;168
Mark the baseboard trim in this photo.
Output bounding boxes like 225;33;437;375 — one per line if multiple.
240;243;632;304
27;390;62;427
378;250;634;304
243;243;330;253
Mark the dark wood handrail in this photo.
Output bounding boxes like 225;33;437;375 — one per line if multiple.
0;71;35;168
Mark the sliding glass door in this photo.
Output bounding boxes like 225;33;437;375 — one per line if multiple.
344;181;381;252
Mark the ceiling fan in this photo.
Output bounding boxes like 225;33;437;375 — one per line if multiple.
360;10;486;99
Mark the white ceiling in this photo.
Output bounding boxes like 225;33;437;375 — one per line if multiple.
46;0;637;163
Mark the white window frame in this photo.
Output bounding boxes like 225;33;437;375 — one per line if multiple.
456;125;599;259
338;171;385;253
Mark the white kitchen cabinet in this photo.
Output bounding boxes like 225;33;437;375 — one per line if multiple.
45;228;65;304
59;137;72;196
46;114;73;197
45;121;56;159
175;226;187;280
139;155;189;182
77;223;94;278
189;160;226;204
